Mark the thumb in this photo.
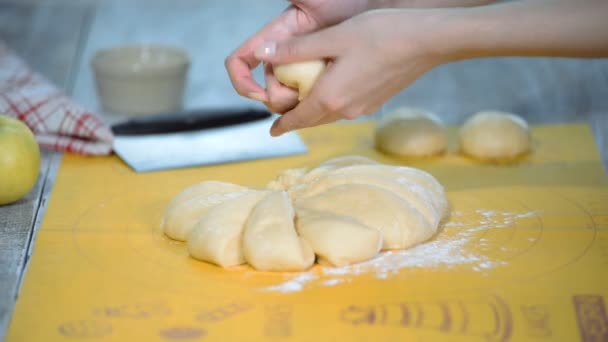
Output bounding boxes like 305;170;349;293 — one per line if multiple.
254;30;337;64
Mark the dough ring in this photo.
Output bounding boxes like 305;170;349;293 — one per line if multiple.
162;155;448;271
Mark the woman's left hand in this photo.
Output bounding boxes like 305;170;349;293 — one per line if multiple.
254;9;453;136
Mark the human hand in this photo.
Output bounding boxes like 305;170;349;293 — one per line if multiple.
254;9;452;136
224;0;372;113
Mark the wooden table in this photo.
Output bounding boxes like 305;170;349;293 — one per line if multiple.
1;1;607;340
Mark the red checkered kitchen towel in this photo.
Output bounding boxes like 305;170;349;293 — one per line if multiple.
0;42;113;155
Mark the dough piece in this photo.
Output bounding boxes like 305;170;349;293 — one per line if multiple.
459;111;531;161
243;191;315;271
330;164;449;220
274;60;326;100
295;208;382;267
296;173;440;228
295;155;379;188
266;156;376;194
375;107;447;157
316;155;379;170
296;184;434;250
162;182;251;241
266;168;307;191
187;191;268;267
164;181;247;214
288;155;378;199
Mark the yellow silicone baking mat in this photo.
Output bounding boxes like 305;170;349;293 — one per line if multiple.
7;122;608;341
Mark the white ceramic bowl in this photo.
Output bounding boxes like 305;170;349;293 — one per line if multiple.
92;45;190;115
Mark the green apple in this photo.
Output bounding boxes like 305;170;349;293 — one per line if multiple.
0;115;40;205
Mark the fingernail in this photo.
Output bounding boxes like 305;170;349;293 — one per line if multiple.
270;120;284;137
254;41;277;59
247;92;267;102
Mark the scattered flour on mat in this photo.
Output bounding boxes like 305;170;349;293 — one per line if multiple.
263;273;319;293
262;209;537;293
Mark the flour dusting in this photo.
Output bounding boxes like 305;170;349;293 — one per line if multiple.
262;273;318;293
261;209;537;293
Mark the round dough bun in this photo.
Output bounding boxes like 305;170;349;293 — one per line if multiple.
274;60;326;100
162;155;448;272
375;107;447;157
459;111;531;161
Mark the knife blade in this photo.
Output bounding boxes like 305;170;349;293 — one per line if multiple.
111;108;272;135
112;117;308;172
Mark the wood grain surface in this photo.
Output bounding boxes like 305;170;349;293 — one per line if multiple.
0;1;92;338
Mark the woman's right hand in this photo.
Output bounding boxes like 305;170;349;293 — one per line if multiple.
225;0;373;113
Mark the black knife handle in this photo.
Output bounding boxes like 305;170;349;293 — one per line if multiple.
111;108;272;135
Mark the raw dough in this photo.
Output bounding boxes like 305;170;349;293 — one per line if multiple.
375;107;447;157
329;164;449;219
264;155;375;192
266;168;307;191
459;111;531;161
162;181;249;241
162;155;448;271
188;191;268;267
296;184;434;250
164;181;246;214
274;60;326;100
316;155;379;170
295;172;440;228
291;155;379;193
243;191;315;271
295;208;382;267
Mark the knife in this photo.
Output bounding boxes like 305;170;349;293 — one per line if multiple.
110;107;308;172
111;108;272;135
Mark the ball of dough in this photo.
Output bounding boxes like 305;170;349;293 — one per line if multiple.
375;107;447;157
274;60;326;100
459;111;531;161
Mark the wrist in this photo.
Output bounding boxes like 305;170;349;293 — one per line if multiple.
388;8;469;66
374;0;496;9
404;7;498;64
322;0;386;25
368;0;403;10
427;0;608;61
423;8;482;63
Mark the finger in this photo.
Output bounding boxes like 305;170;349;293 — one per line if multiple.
313;111;343;126
269;94;329;136
225;54;267;101
263;63;299;114
254;28;341;64
225;8;301;100
269;60;341;136
271;99;345;136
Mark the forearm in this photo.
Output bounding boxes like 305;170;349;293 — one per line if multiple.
436;0;608;60
319;0;495;26
374;0;496;9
